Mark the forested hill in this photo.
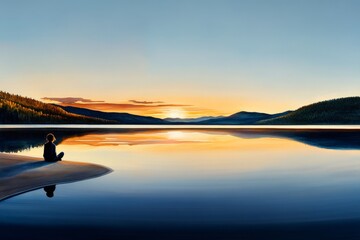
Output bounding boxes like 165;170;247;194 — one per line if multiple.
259;97;360;125
1;91;359;125
0;91;112;124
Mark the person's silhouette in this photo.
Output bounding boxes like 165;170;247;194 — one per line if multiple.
43;133;64;162
44;185;56;198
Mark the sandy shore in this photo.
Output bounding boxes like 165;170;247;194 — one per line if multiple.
0;153;112;201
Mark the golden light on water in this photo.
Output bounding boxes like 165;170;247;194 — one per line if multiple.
46;129;342;181
16;129;360;183
59;129;308;152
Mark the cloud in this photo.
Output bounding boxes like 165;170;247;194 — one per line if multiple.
42;96;191;115
41;96;223;118
64;102;190;111
129;100;164;104
42;97;105;104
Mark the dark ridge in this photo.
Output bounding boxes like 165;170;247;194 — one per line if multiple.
197;111;291;125
259;97;360;124
0;91;112;124
60;105;168;124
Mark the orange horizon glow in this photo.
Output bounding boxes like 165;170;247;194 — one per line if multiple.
58;103;225;118
41;96;294;119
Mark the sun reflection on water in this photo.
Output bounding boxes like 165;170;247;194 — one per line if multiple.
12;129;360;186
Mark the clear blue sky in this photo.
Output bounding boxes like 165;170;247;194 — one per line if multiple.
1;0;359;117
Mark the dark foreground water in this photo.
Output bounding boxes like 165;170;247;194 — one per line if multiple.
1;127;360;239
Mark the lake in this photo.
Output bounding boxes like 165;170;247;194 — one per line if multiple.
1;126;360;239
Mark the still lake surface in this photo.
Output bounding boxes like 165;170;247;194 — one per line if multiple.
1;125;360;239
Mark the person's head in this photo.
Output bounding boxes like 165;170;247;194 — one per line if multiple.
46;133;56;143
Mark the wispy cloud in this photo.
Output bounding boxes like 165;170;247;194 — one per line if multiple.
42;96;195;117
42;97;104;104
62;102;190;111
129;100;164;104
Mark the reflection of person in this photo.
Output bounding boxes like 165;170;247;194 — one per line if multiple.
43;133;64;162
44;185;56;198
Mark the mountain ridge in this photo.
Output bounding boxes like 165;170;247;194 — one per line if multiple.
59;105;168;124
197;111;292;125
1;91;360;125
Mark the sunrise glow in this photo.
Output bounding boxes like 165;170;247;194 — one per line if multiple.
165;109;187;119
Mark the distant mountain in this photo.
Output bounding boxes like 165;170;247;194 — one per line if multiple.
2;91;359;125
0;91;110;124
259;97;360;125
164;116;223;123
60;106;168;124
197;111;292;125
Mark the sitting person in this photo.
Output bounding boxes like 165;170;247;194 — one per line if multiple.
43;133;64;162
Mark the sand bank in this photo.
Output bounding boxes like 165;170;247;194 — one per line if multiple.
0;153;111;201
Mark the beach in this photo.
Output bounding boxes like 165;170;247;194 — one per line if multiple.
0;153;112;201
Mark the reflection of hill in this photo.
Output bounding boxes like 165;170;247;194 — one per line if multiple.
0;129;100;153
0;128;159;153
206;129;360;150
1;128;360;153
0;130;47;153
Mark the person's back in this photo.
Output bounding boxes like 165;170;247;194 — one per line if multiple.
43;133;64;162
43;141;57;162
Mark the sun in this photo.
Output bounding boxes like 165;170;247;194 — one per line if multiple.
166;109;186;119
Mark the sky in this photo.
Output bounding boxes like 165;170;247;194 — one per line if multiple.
1;0;360;118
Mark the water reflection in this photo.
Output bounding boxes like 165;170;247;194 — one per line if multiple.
1;128;360;239
1;128;360;153
43;185;56;198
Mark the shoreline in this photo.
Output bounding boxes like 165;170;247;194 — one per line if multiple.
0;153;112;201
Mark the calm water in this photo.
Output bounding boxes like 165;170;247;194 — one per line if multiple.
1;127;360;239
